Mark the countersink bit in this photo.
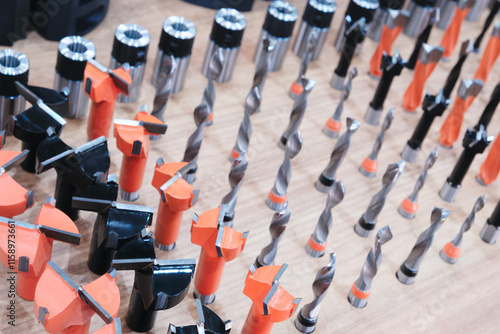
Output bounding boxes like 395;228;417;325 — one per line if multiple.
289;32;318;100
440;195;486;263
403;0;438;38
306;181;345;258
473;21;500;85
360;107;395;178
406;7;440;70
167;299;232;334
221;152;249;225
440;0;476;61
354;161;404;238
442;39;475;99
472;2;499;50
150;55;177;139
315;118;361;193
477;133;500;186
473;83;500;132
267;132;303;211
399;147;439;219
255;203;291;267
396;208;450;285
348;226;393;308
295;253;336;332
480;197;500;244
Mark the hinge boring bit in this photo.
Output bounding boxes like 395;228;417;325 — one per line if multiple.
221;152;249;226
150;55;177;140
289;31;318;99
480;196;500;244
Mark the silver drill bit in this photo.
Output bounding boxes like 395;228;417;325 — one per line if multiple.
396;207;450;285
267;132;303;211
255;203;291;268
279;78;316;149
306;181;346;258
150;55;177;140
354;161;405;238
289;31;319;100
440;195;486;264
315;117;361;193
399;147;439;219
359;107;395;178
348;226;393;309
221;152;249;227
295;252;336;333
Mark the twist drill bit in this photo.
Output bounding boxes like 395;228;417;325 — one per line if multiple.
255;203;291;268
295;253;336;333
355;161;404;237
399;147;439;219
480;196;500;244
267;132;303;211
396;207;450;285
442;39;474;99
348;226;393;308
150;55;177;140
289;32;318;99
221;152;249;226
306;181;345;258
360;107;395;178
440;195;486;264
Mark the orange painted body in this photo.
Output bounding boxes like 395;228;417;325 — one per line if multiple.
194;249;226;295
307;236;326;252
361;157;378;174
439;96;469;147
441;7;471;59
369;26;402;78
241;304;275;334
324;118;341;133
268;190;286;205
119;155;147;193
289;81;303;96
155;201;184;246
478;134;500;185
401;197;418;214
474;35;500;84
0;173;32;218
402;60;439;112
443;241;461;259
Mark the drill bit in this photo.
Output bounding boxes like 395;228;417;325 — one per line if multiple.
315;117;361;193
306;181;345;258
150;55;177;140
295;253;336;333
289;31;318;99
396;207;449;285
354;160;404;237
348;226;393;309
399;147;439;219
255;203;291;268
220;152;249;227
440;195;486;264
359;107;395;178
442;39;474;99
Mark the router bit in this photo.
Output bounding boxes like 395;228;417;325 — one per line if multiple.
289;31;318;100
367;1;406;42
467;0;489;21
84;58;131;140
472;1;499;50
473;21;500;85
439;79;483;148
360;107;395;178
365;52;405;126
202;8;246;83
348;226;393;308
0;199;80;300
474;83;500;132
480;196;500;244
152;16;196;93
403;0;438;38
0;49;29;131
396;207;449;284
254;1;298;72
255;203;291;267
0;149;33;218
330;17;366;90
354;161;404;238
315;118;361;193
267;132;302;211
442;39;475;99
399;147;439;219
152;159;198;251
54;36;96;119
477;133;500;185
306;181;345;258
167;299;232;334
94;318;122;334
191;205;248;304
242;264;301;334
406;7;440;70
441;195;486;263
295;253;336;332
35;261;120;334
150;55;177;138
440;0;476;61
112;258;196;333
221;153;249;225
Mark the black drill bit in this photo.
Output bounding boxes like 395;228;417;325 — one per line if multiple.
480;196;500;244
406;8;439;70
473;82;500;131
442;39;474;99
473;0;500;51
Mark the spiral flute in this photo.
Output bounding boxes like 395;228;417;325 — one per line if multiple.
221;152;249;226
289;31;319;99
150;55;177;126
348;226;393;309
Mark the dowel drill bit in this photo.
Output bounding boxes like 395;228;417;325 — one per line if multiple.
267;132;303;211
442;39;475;99
167;299;232;334
255;203;291;267
360;107;395;178
477;132;500;186
348;226;393;308
221;152;249;225
295;253;336;333
472;1;499;50
440;195;486;263
406;7;440;70
473;83;500;132
399;147;439;219
396;208;449;284
480;196;500;244
150;55;177;139
473;21;500;85
316;118;361;193
440;0;475;61
306;181;345;258
355;161;404;238
289;32;318;99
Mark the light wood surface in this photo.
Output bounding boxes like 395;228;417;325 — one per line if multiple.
1;0;499;333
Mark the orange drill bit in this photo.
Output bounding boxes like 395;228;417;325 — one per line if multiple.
242;264;300;334
0;149;33;218
191;205;248;304
440;0;476;61
151;159;198;251
84;59;131;141
439;78;483;148
474;21;500;85
402;44;444;113
0;130;5;148
477;132;500;185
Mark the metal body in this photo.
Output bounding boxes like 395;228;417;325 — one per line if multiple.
467;0;489;21
437;0;457;30
403;0;437;37
255;205;290;267
481;198;500;244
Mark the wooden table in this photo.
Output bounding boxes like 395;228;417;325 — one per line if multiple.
1;0;499;333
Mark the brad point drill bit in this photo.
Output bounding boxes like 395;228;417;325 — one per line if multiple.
289;31;319;99
440;195;486;264
360;107;395;178
396;207;450;285
316;118;361;193
150;55;177;140
295;253;336;332
221;152;249;226
405;7;439;70
473;83;500;132
306;181;345;258
480;196;500;244
267;132;303;211
255;204;291;267
354;161;404;238
399;147;439;219
348;226;393;308
442;39;475;100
